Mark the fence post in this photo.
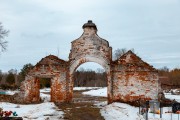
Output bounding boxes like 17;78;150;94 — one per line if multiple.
160;101;162;118
146;101;149;120
139;98;141;114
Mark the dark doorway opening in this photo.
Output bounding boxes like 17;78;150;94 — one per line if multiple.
39;78;51;89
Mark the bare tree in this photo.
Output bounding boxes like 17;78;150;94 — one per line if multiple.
0;70;2;83
0;22;9;52
113;48;134;61
113;48;127;60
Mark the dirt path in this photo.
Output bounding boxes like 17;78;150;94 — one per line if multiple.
0;89;107;120
56;90;107;120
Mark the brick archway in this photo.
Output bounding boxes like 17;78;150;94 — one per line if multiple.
68;20;113;103
68;57;112;103
20;20;160;104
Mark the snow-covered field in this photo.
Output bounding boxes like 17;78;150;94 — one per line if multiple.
73;87;101;91
165;94;180;102
1;87;180;120
98;101;180;120
40;88;51;93
82;87;180;120
1;102;63;120
0;88;63;119
40;88;51;102
82;87;107;97
0;90;19;95
95;101;144;120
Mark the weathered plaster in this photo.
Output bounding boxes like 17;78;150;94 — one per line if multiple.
111;51;159;104
68;20;112;103
20;55;68;103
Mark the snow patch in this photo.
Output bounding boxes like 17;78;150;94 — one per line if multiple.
40;93;50;102
98;102;173;120
40;88;51;93
87;87;180;120
0;102;64;120
2;90;19;95
82;87;107;97
73;87;100;91
165;94;180;102
100;102;144;120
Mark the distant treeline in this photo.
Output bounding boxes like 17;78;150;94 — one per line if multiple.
0;64;107;89
1;63;180;89
0;64;33;89
74;68;107;87
159;66;180;87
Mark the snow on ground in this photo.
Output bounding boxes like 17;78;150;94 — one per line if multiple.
84;87;180;120
1;87;180;120
0;88;64;120
0;102;63;120
82;87;107;97
1;88;51;102
40;88;51;102
1;90;19;95
97;101;179;120
73;87;101;91
40;88;51;93
165;94;180;102
40;92;50;102
100;102;144;120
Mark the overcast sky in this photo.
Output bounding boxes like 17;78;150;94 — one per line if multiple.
0;0;180;72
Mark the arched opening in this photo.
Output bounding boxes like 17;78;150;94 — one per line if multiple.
20;20;159;106
74;62;107;87
72;62;108;103
67;20;113;103
68;56;112;103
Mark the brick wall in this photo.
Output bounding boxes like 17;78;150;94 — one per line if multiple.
111;51;159;104
19;20;160;104
20;55;68;103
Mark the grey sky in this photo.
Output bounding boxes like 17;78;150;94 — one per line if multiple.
0;0;180;72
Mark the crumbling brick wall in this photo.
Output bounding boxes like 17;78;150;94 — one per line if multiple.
68;20;113;103
20;55;68;103
21;75;40;102
20;20;160;104
111;51;159;104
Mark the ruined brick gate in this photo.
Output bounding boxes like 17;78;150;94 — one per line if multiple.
20;20;159;104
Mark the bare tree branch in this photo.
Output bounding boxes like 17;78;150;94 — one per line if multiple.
113;48;135;61
0;22;9;52
113;48;127;61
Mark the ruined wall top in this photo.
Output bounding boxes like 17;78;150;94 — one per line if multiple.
35;55;67;66
27;55;68;77
112;50;157;72
82;20;97;29
69;20;112;73
82;20;97;34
